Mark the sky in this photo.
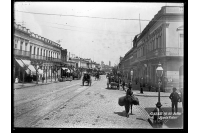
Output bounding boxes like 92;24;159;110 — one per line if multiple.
14;2;183;66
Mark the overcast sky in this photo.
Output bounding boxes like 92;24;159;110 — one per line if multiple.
14;2;183;66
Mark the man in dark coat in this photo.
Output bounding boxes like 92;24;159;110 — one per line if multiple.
169;87;181;114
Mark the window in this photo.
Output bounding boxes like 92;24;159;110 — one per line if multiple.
20;41;23;50
41;49;42;56
157;37;159;49
30;46;32;54
34;47;36;55
156;37;158;49
43;50;45;56
25;43;28;51
160;35;162;48
179;34;184;48
14;39;18;49
37;48;39;55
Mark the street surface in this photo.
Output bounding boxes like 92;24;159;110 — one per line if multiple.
14;75;182;128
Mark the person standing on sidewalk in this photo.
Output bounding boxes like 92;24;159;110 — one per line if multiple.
169;87;181;114
121;79;126;91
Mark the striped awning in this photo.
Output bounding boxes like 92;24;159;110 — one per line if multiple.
15;58;25;68
28;65;36;75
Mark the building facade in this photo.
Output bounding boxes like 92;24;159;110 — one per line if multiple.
14;22;63;83
119;6;184;92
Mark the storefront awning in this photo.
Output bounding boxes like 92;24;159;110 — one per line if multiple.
28;65;36;75
21;59;31;66
15;58;25;68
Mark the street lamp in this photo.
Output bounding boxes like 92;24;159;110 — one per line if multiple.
156;62;163;108
131;70;133;90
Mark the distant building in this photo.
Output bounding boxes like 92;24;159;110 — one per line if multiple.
109;61;111;67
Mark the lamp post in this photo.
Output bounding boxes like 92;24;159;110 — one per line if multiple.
156;63;163;108
131;70;133;90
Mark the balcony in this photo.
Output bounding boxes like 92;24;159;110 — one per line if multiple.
146;47;183;59
166;47;183;56
14;49;30;57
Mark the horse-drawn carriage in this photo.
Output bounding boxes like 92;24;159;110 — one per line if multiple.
107;75;120;89
82;73;92;86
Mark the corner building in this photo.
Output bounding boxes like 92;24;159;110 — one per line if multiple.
119;6;184;92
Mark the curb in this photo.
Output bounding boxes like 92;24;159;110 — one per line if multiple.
14;81;59;90
134;94;169;97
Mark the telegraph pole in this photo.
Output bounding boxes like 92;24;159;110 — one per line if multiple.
139;14;141;33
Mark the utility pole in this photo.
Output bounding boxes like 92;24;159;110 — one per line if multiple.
139;14;141;34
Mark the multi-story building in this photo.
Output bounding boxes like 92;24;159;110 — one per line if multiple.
14;22;63;82
119;6;184;92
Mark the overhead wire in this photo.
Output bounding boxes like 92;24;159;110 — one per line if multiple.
41;24;136;37
39;21;138;34
15;10;183;22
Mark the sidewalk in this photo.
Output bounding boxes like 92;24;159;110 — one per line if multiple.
14;78;59;89
133;90;170;97
123;84;170;97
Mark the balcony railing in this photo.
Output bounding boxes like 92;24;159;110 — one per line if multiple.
14;49;30;57
146;47;183;59
166;47;183;56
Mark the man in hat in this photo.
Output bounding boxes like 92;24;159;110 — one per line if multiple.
169;87;181;114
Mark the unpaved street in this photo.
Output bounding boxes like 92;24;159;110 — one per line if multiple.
14;75;152;128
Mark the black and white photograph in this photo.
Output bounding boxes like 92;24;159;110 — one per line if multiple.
12;2;185;129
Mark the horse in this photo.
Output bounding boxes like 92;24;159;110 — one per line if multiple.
124;95;139;118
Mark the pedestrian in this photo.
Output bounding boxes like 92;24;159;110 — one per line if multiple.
42;76;45;83
122;79;126;91
169;87;181;114
148;84;151;92
140;81;143;93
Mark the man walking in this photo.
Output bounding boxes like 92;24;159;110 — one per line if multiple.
169;87;180;114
